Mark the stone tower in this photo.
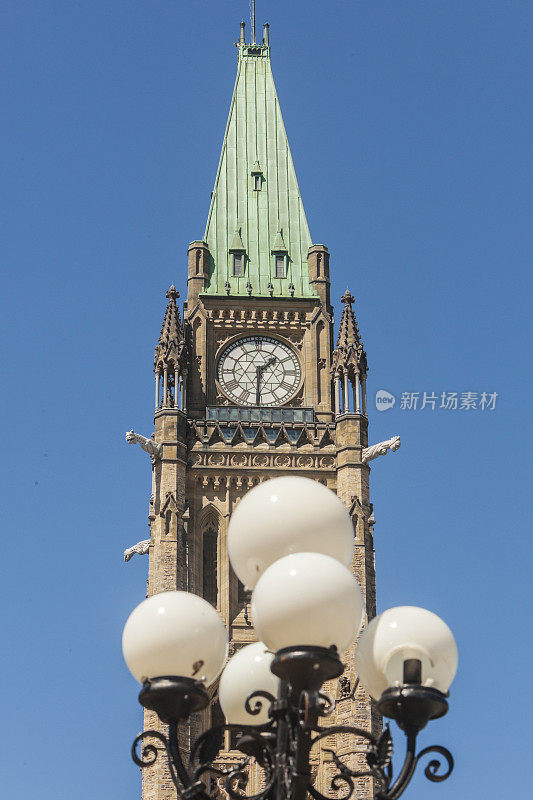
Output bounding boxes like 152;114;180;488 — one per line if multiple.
128;21;400;800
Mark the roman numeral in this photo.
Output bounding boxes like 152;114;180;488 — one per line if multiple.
281;381;293;392
254;338;262;349
239;390;251;403
225;379;238;391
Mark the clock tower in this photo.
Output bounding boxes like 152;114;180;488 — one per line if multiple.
128;20;398;800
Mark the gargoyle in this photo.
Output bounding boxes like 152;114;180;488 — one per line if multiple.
125;430;163;465
362;435;401;464
124;539;151;562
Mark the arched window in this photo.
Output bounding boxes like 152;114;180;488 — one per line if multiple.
203;526;218;607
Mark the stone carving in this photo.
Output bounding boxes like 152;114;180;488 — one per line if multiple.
189;451;338;472
338;675;359;701
207;453;226;466
160;491;178;516
362;435;401;464
229;454;247;467
125;430;163;465
124;539;150;561
338;676;352;700
287;335;304;349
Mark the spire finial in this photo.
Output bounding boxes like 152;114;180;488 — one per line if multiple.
341;289;355;306
166;285;179;302
331;290;367;379
155;286;185;374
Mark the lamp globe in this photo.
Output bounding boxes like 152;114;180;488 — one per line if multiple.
251;552;363;653
228;476;354;589
355;606;458;700
122;591;228;685
219;642;279;725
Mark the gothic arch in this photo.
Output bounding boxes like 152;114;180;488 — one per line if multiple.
160;491;178;538
197;503;222;531
198;504;221;608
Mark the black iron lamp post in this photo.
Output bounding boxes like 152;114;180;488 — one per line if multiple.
123;477;457;800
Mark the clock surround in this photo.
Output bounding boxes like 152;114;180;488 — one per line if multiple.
216;335;302;407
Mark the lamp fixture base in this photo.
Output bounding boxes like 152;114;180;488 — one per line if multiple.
139;676;209;723
377;684;449;732
270;645;344;692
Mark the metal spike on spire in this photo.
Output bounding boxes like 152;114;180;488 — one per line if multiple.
250;0;256;44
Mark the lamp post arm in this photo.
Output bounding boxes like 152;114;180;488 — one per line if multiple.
377;731;417;800
132;728;188;798
130;659;454;800
168;723;197;793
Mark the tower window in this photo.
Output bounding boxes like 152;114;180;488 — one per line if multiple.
233;253;244;276
275;254;286;278
203;527;218;607
254;174;262;191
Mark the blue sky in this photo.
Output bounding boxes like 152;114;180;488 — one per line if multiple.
1;1;531;798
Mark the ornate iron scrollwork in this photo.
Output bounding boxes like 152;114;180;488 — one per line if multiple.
131;648;454;800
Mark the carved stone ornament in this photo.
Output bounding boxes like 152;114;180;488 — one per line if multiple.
125;430;163;465
124;539;151;562
338;675;352;700
160;491;178;517
189;452;337;472
207;453;226;466
362;435;401;464
229;454;248;467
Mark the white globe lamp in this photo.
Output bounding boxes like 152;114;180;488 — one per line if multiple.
355;606;458;700
228;476;354;589
219;642;279;725
251;552;363;653
122;591;228;685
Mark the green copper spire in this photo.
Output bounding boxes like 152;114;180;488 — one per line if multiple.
203;24;315;298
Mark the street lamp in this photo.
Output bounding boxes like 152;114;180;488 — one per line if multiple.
123;477;457;800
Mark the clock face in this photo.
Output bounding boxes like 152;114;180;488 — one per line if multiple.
217;336;301;407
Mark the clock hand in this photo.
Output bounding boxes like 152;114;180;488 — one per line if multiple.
261;356;277;372
255;357;277;405
256;357;276;378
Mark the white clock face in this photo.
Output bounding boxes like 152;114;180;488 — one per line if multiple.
217;336;301;407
